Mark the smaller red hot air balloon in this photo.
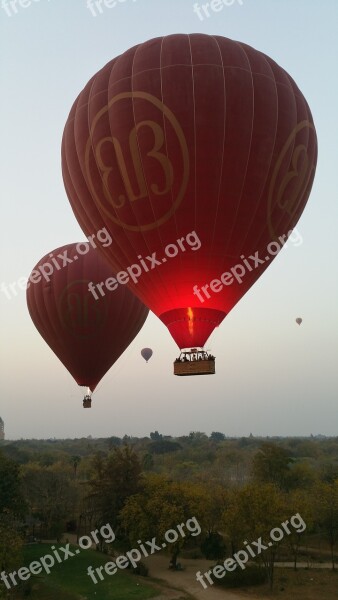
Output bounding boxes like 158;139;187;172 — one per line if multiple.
27;243;148;407
141;348;153;363
296;317;303;326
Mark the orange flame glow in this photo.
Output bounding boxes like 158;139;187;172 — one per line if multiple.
187;307;194;336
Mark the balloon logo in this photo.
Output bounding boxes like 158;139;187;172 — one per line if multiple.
267;121;316;240
59;280;107;338
62;34;317;357
141;348;153;363
84;92;190;232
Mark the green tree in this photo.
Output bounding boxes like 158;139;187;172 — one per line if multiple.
150;431;162;440
188;432;208;442
285;489;313;569
201;532;227;560
148;440;181;454
210;432;225;442
0;452;25;598
120;474;204;567
70;455;81;478
21;461;79;540
0;452;26;517
0;512;23;598
315;480;338;569
142;453;154;471
252;443;294;490
287;461;317;490
222;483;288;589
86;446;142;536
107;436;122;449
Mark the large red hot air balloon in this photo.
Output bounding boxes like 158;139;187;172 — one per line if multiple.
26;243;148;405
62;34;317;360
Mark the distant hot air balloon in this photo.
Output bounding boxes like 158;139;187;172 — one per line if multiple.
141;348;153;363
296;318;303;325
62;34;317;374
26;243;148;406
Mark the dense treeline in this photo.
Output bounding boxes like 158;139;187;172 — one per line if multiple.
1;432;338;474
0;433;338;595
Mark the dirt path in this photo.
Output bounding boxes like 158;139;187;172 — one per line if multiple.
147;555;260;600
275;561;333;568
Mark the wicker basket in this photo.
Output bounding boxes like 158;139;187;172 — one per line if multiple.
174;359;215;376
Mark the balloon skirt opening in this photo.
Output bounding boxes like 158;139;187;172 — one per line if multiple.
160;307;226;349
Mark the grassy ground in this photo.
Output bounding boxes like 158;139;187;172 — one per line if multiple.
242;567;338;599
11;543;160;600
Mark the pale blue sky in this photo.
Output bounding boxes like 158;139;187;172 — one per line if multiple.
1;0;337;439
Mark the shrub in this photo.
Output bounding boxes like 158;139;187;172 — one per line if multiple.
213;564;267;588
131;561;149;577
201;532;226;560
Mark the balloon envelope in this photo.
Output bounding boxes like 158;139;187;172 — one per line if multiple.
141;348;153;362
296;318;303;325
62;34;317;349
27;244;148;392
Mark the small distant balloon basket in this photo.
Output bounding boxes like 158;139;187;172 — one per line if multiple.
83;396;92;408
173;349;215;376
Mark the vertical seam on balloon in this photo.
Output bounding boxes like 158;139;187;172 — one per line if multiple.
239;53;280;253
271;90;316;239
251;64;284;250
223;42;255;258
80;245;88;388
67;76;121;275
77;75;114;248
154;36;181;310
85;59;152;286
159;37;183;307
126;44;161;306
81;61;139;275
188;34;198;298
91;61;139;267
154;35;195;311
38;246;74;384
98;42;170;312
162;33;194;310
106;59;156;272
64;64;175;317
127;38;173;310
206;35;227;277
129;44;158;243
43;250;65;366
65;244;83;385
